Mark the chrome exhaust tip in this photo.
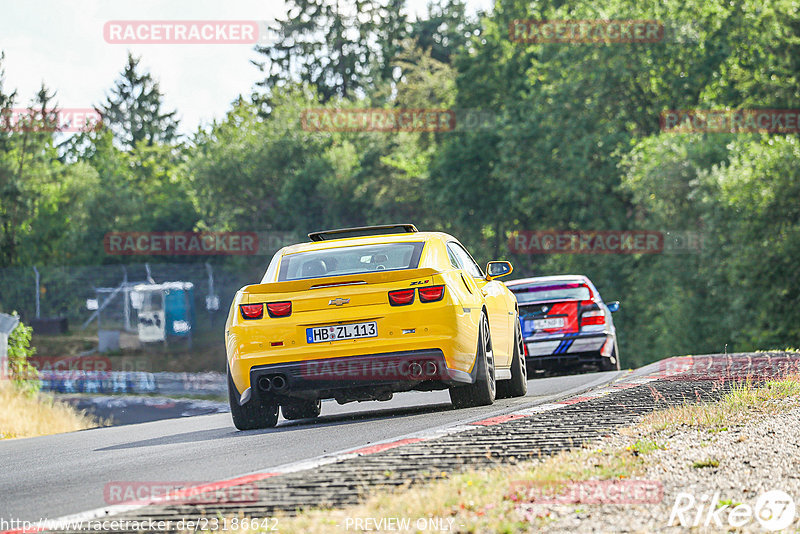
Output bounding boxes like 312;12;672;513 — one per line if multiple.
409;362;423;378
257;376;272;392
424;361;438;377
272;375;287;391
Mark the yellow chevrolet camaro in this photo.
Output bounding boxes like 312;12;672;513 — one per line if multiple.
225;224;527;429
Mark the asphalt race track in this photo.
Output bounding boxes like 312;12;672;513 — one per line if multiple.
0;371;622;523
54;395;229;426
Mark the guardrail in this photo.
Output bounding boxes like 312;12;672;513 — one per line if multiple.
36;371;226;397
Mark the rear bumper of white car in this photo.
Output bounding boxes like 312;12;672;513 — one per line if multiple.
524;332;615;370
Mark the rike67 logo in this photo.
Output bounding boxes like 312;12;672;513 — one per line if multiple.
670;490;796;531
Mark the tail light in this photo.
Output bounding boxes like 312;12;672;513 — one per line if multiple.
388;289;415;306
580;310;605;326
418;285;445;303
579;300;605;327
240;303;264;320
266;301;292;317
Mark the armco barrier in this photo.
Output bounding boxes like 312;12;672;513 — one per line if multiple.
37;371;226;396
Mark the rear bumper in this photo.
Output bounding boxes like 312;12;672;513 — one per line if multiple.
226;293;481;392
248;349;472;402
524;332;614;369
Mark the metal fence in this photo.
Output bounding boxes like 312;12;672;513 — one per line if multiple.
0;260;267;332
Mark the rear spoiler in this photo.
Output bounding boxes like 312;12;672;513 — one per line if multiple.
243;267;440;296
308;224;418;242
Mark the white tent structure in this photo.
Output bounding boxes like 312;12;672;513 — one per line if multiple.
0;313;20;380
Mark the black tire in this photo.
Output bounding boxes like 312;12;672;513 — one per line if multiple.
450;313;496;408
598;341;621;372
227;367;279;430
496;318;528;399
281;399;322;420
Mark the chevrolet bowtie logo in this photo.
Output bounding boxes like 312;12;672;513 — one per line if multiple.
328;298;350;306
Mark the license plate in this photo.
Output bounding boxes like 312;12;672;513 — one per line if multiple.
528;317;566;330
307;321;377;343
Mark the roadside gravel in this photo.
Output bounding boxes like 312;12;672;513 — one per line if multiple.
522;399;800;533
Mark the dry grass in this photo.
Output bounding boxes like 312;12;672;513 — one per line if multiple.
0;381;104;439
253;443;646;533
637;376;800;432
691;458;719;469
249;376;800;533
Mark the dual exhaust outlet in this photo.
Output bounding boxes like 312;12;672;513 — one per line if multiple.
257;360;439;393
410;360;438;378
258;374;287;393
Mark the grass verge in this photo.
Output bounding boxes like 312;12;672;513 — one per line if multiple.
635;375;800;432
0;381;105;439
262;444;645;533
249;376;800;533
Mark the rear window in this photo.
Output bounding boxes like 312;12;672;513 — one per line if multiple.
277;242;425;281
511;282;591;303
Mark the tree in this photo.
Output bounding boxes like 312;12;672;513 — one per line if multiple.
254;0;408;103
374;0;409;84
409;0;479;64
0;52;20;266
7;319;39;396
0;78;63;267
431;0;800;365
97;54;179;150
186;88;335;232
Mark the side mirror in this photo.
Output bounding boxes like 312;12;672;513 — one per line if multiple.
486;261;513;280
607;301;620;313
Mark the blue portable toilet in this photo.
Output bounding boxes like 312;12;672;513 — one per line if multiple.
162;282;195;337
132;282;195;343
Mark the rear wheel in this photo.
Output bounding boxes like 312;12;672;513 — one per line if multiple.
450;313;496;408
281;399;322;420
496;318;528;399
227;367;279;430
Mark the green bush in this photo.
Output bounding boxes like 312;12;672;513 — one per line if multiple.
7;317;40;397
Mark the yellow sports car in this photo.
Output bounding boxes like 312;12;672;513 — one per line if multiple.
225;224;526;429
